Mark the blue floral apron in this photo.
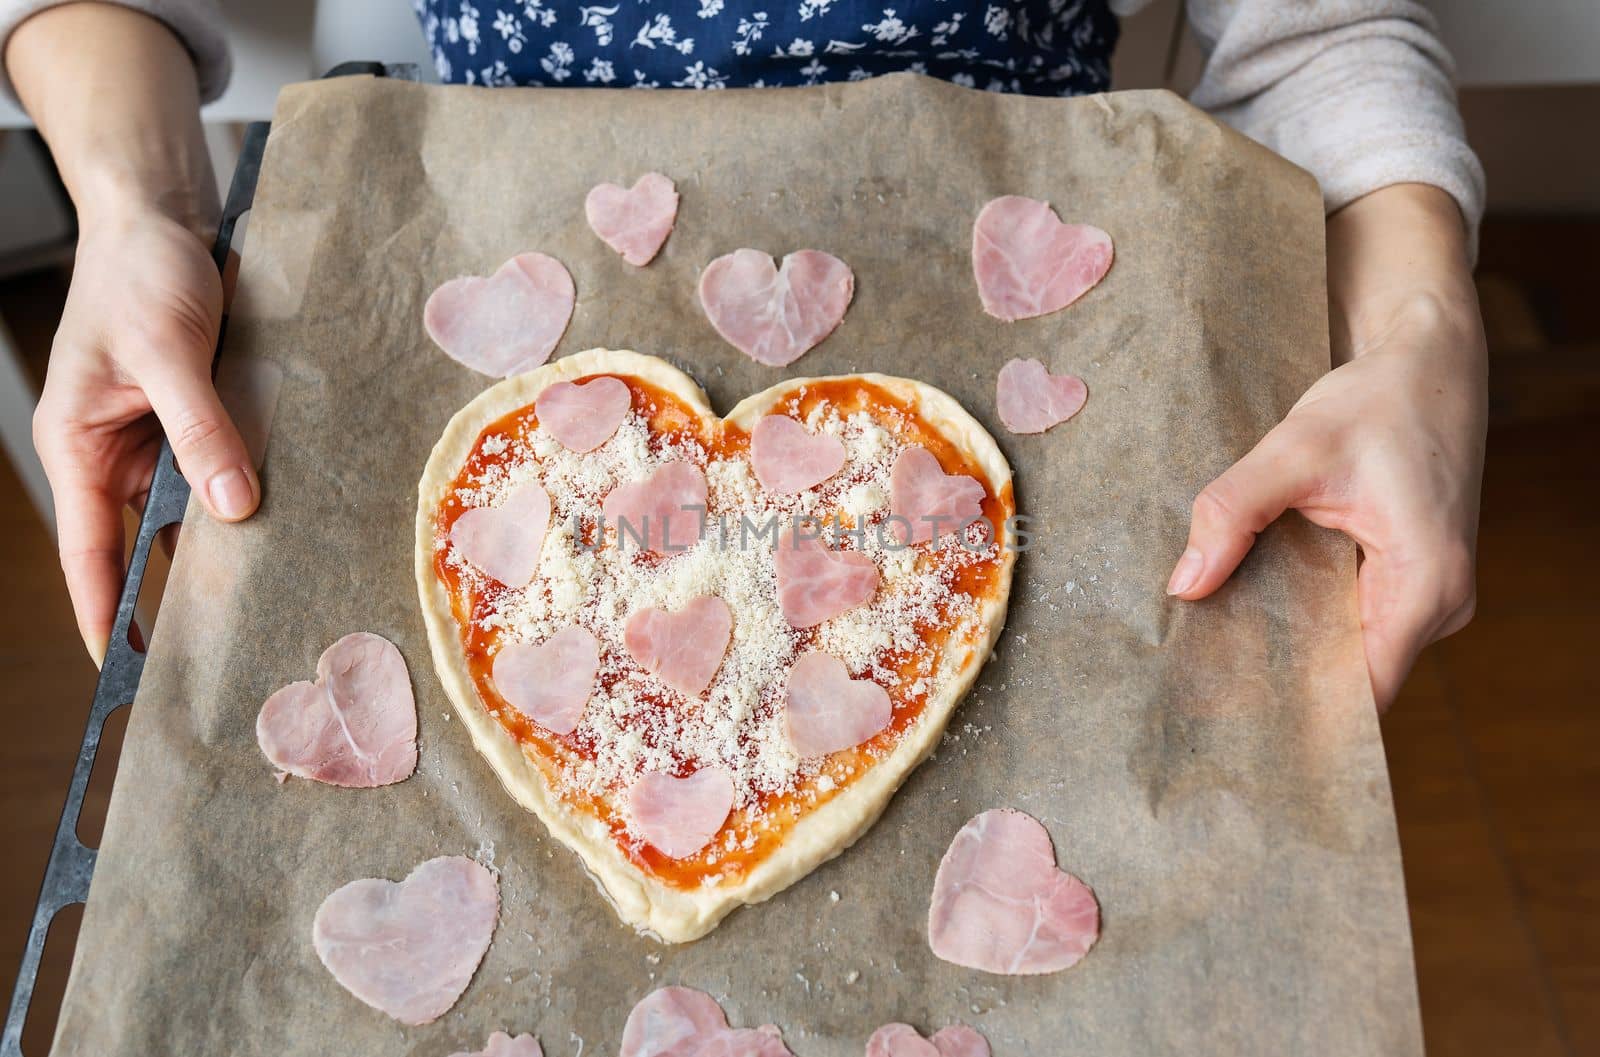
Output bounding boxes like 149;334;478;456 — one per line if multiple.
413;0;1117;96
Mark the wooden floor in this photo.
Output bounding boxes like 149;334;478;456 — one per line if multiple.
1386;414;1600;1057
1;222;1597;1055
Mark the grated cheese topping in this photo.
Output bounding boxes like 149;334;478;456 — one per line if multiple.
437;385;1000;854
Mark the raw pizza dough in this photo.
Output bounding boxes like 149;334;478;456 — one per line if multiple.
415;349;1014;942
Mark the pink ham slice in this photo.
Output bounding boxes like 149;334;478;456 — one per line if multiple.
972;195;1112;322
927;808;1100;975
628;769;736;859
256;632;417;787
774;536;879;628
536;376;633;452
620;986;793;1057
698;248;854;366
492;626;599;735
448;1033;544;1057
995;357;1087;434
784;652;892;757
603;461;708;554
450;478;552;588
312;855;499;1025
888;447;986;546
624;595;732;697
750;414;846;494
866;1023;990;1057
424;252;575;376
585;172;679;266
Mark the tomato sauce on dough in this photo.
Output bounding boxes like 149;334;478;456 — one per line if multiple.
434;375;1012;888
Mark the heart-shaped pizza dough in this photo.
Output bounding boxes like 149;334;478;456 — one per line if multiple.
585;172;679;266
972;195;1112;322
995;357;1087;434
698;248;854;366
256;631;416;787
417;349;1015;943
927;808;1100;975
312;855;499;1025
867;1023;989;1057
424;253;575;377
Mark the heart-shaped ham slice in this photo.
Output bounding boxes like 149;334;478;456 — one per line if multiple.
774;536;879;628
621;986;792;1057
312;855;499;1025
535;376;633;452
698;248;854;366
750;414;846;494
585;172;679;267
889;447;986;547
784;652;892;757
629;769;736;859
424;253;576;376
867;1023;990;1057
492;626;599;735
603;461;708;554
972;195;1112;322
450;479;552;588
449;1032;544;1057
927;808;1100;975
995;357;1088;434
624;595;732;698
256;632;417;787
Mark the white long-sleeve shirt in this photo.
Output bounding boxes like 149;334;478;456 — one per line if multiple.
1170;0;1483;234
0;0;1483;239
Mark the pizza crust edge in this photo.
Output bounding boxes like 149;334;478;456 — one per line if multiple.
415;348;1015;942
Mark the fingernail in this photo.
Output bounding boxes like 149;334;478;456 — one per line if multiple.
207;467;255;520
1166;548;1203;596
85;633;108;671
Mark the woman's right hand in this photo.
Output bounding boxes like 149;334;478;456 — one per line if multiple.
32;205;258;665
9;3;254;663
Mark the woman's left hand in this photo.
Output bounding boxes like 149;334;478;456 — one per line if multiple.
1165;184;1488;710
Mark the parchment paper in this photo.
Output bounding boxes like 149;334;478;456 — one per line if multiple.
51;74;1423;1056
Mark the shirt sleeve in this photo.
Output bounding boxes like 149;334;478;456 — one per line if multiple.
1;0;231;103
1176;0;1485;251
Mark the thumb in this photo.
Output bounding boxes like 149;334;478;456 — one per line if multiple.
1167;428;1319;600
1357;546;1475;711
138;354;260;522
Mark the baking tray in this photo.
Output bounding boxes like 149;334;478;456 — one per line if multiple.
0;62;419;1057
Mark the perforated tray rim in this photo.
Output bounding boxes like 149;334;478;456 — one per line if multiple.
0;62;418;1057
